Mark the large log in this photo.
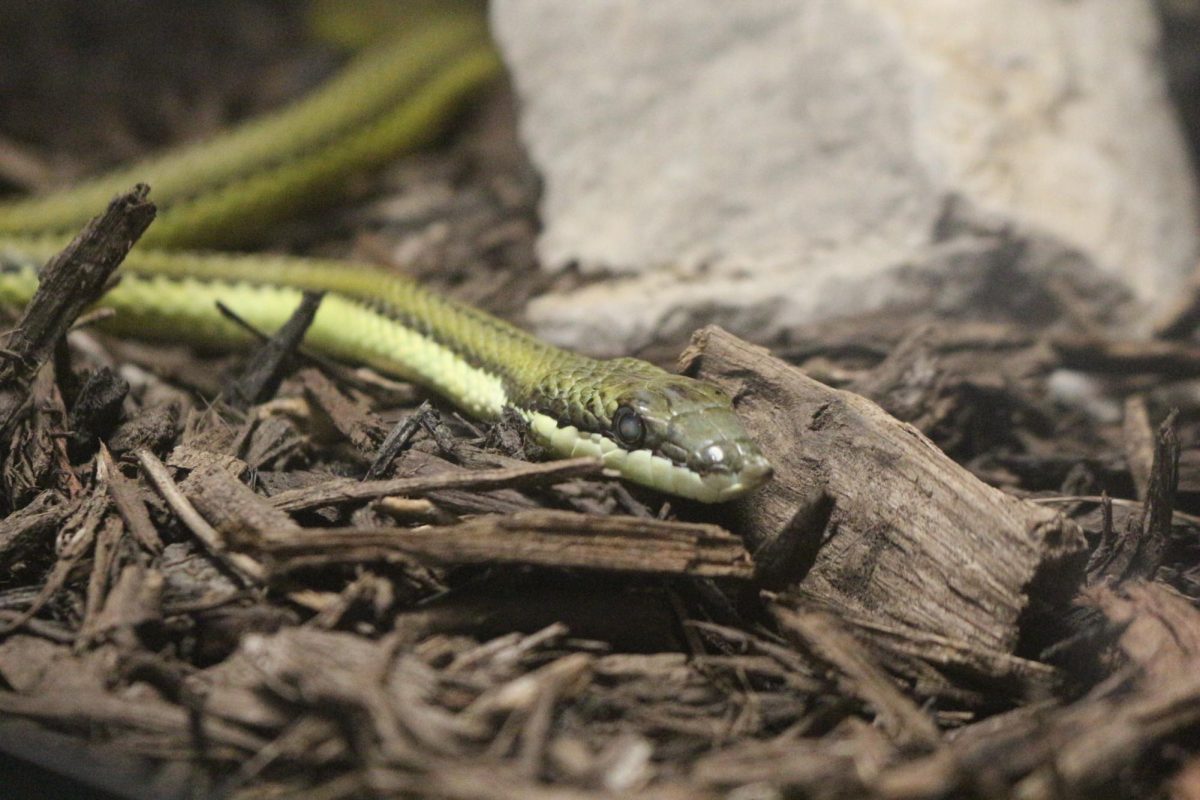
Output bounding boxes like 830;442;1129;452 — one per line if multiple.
680;326;1086;653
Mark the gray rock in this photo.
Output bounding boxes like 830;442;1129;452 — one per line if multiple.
491;0;1200;354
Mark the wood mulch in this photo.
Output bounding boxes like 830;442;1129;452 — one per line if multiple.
1;4;1200;799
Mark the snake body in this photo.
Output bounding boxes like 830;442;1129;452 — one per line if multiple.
0;9;771;503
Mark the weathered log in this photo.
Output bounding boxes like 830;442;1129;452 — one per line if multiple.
679;326;1086;653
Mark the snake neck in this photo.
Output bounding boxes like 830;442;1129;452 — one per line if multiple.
516;357;669;431
350;266;635;426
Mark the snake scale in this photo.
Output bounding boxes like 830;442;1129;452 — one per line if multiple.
0;8;772;503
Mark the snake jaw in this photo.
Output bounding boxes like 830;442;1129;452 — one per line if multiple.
525;407;772;503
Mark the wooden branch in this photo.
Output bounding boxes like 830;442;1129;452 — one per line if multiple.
679;326;1086;654
0;185;155;435
366;400;434;479
269;457;604;512
255;510;754;579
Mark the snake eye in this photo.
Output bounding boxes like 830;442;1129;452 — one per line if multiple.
613;406;645;448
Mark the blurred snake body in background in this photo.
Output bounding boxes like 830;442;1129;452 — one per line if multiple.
0;8;772;503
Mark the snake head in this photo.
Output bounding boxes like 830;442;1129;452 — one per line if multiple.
606;373;774;502
526;359;773;503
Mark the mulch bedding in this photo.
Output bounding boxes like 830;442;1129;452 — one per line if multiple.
1;4;1200;799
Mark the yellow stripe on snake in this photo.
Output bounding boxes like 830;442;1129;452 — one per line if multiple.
0;8;771;503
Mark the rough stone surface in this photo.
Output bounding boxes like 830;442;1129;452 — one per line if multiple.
491;0;1200;355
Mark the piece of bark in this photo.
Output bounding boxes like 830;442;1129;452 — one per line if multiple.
65;366;130;462
166;445;249;479
778;598;1060;702
0;613;74;644
79;514;125;645
236;627;463;760
0;719;191;800
689;724;881;795
83;562;163;649
0;636;112;695
691;669;1200;798
982;673;1200;799
221;291;323;410
255;510;754;580
886;585;1200;797
849;323;1052;455
391;447;557;516
107;401;180;457
1089;410;1180;583
0;370;67;510
1083;581;1200;683
0;185;155;435
180;460;301;549
679;326;1086;653
238;413;306;471
367;400;435;480
270;457;604;513
158;543;242;611
0;491;105;636
771;604;941;751
298;367;386;458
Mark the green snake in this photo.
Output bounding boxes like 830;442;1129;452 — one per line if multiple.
0;9;772;503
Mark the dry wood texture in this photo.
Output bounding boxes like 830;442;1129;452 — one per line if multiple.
680;326;1087;652
253;510;754;579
